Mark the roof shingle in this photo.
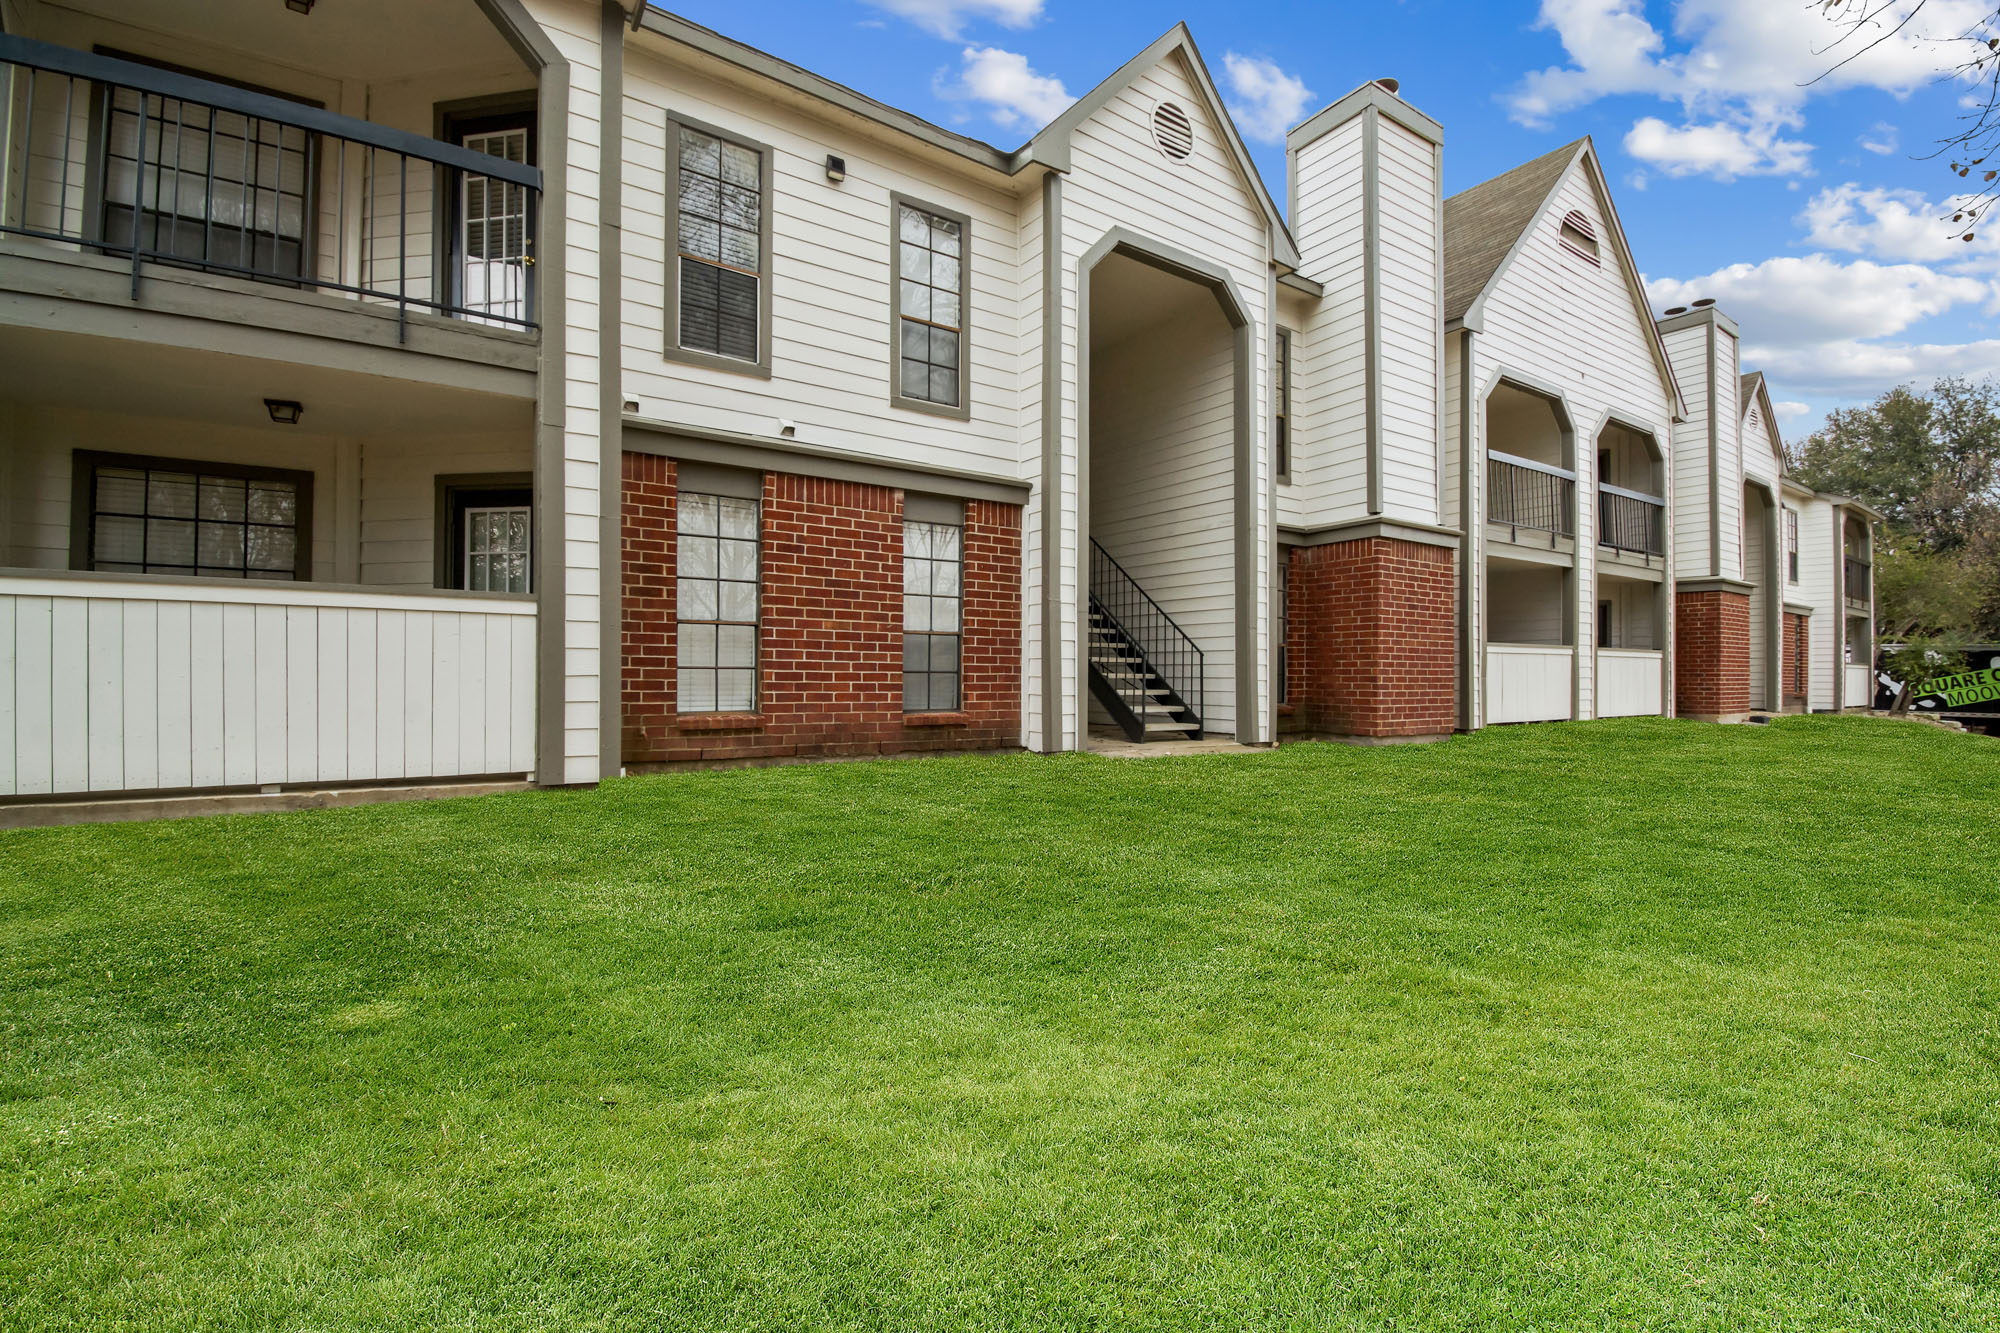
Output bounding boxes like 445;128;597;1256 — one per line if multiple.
1442;139;1588;324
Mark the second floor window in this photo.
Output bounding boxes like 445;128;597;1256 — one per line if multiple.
102;81;311;280
674;124;766;367
1275;330;1293;481
1785;508;1800;583
894;200;968;412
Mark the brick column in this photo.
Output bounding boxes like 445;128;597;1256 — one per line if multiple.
1287;537;1456;740
1783;612;1810;710
621;455;1022;766
1675;588;1751;719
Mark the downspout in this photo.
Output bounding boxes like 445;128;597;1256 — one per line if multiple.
1456;327;1476;731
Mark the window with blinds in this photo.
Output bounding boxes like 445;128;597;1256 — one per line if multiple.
894;201;966;410
86;455;309;580
904;519;963;712
459;124;533;324
677;492;760;713
674;125;764;365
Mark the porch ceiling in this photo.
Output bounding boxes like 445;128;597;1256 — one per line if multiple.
0;324;531;437
1089;253;1227;354
30;0;525;84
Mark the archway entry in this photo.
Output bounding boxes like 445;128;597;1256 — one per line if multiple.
1744;480;1780;712
1077;233;1254;745
1483;380;1578;725
1594;418;1668;717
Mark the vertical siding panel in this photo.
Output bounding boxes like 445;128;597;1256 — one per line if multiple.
0;598;15;796
255;605;288;785
156;600;194;791
285;605;319;784
318;608;349;784
347;610;379;781
376;611;408;781
51;598;90;794
511;614;536;774
86;599;125;792
431;613;462;775
221;603;258;787
483;614;510;775
14;598;54;796
459;614;491;773
121;599;159;792
190;603;228;788
402;612;433;778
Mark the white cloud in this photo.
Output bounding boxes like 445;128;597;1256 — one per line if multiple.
864;0;1042;40
1772;400;1814;422
1624;116;1812;179
936;46;1072;131
1860;121;1900;155
1648;253;2000;396
1799;184;2000;265
1508;0;2000;179
1221;53;1315;145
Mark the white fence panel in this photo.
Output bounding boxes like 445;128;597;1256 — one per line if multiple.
1486;644;1576;725
1846;664;1875;709
1596;649;1664;719
0;577;536;798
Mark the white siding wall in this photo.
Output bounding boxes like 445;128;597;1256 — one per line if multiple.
618;51;1024;481
1745;487;1772;709
1375;118;1441;522
1467;160;1674;725
1664;323;1711;581
1284;116;1367;529
1598;577;1659;651
1715;330;1742;581
1797;499;1838;710
1016;179;1048;750
1090;310;1239;734
1488;563;1567;645
359;435;536;587
1057;51;1272;746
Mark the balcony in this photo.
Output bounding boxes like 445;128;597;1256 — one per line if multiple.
1844;556;1871;606
1488;452;1576;542
0;36;542;335
1598;484;1666;558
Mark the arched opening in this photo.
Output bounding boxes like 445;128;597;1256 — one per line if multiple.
1079;241;1251;745
1594;419;1667;717
1482;380;1577;724
1744;481;1778;712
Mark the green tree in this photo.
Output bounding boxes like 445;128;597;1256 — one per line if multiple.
1788;377;2000;640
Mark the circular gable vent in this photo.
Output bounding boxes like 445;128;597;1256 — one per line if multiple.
1152;102;1194;160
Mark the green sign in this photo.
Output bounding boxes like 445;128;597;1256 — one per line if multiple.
1918;668;2000;710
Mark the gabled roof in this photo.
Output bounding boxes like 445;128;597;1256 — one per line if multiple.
1442;140;1583;325
1443;138;1686;420
1740;370;1788;475
1023;24;1301;268
634;12;1300;268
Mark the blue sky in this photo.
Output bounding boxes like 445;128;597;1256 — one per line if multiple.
658;0;2000;435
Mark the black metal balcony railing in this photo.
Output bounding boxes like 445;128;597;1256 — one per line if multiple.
1845;556;1872;603
0;36;543;333
1488;452;1576;540
1598;483;1666;557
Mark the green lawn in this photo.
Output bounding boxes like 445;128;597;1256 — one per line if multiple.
2;717;1997;1331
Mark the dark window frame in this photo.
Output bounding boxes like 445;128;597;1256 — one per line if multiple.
1275;552;1290;705
663;112;774;379
85;47;322;285
1785;506;1801;584
435;94;539;321
70;449;315;582
434;472;535;593
1275;327;1294;483
888;192;973;421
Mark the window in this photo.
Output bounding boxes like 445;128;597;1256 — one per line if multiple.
1276;555;1290;705
1785;507;1800;584
443;104;536;325
1275;330;1293;482
98;62;314;280
669;120;769;371
79;452;311;580
1597;600;1614;649
676;491;760;713
1558;210;1599;264
904;518;963;712
439;478;534;594
892;197;969;415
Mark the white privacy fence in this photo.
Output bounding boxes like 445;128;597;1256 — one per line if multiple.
1846;664;1875;710
1596;649;1664;719
0;576;535;798
1486;644;1575;725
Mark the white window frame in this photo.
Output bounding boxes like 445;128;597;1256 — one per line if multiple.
903;513;964;713
676;490;761;714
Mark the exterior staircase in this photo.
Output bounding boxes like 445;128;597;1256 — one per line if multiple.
1087;540;1203;743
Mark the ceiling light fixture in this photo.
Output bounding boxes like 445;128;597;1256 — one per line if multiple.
265;399;305;426
286;0;315;14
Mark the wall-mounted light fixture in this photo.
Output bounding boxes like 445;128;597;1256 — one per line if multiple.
264;399;305;426
824;155;847;184
286;0;315;13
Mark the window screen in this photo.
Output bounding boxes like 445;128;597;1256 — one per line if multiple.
904;519;962;712
896;203;964;408
677;492;759;713
89;460;305;580
1275;330;1292;479
676;127;762;363
102;86;310;279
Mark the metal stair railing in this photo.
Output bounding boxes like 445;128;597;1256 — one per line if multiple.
1088;540;1203;740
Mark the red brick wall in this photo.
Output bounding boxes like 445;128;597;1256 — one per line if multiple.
1285;538;1456;738
1675;588;1751;717
620;454;1022;766
1783;612;1810;707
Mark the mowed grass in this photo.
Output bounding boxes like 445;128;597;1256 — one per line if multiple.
2;716;1997;1331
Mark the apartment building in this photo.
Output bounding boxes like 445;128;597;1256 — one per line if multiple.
0;2;1877;819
